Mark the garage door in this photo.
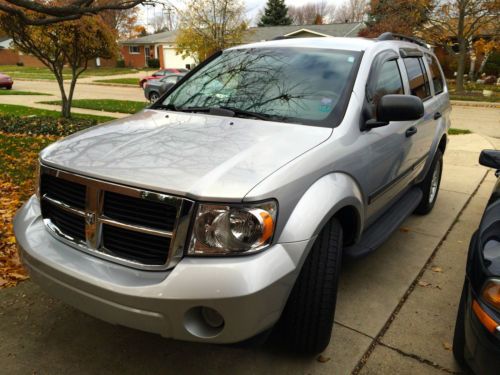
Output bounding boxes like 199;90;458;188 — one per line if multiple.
163;47;195;69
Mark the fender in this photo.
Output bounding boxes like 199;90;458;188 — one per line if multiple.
278;173;364;244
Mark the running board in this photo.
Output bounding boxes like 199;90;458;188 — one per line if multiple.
345;187;423;258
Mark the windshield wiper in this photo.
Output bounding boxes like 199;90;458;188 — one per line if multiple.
173;105;284;122
154;103;179;111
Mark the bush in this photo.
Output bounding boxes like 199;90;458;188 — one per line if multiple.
116;59;126;68
16;61;24;66
0;116;99;136
148;58;160;68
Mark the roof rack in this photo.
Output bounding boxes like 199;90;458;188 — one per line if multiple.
377;32;428;49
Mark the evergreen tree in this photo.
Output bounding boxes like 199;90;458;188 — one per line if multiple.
258;0;292;26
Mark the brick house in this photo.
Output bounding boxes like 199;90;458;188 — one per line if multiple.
0;36;116;68
120;23;365;69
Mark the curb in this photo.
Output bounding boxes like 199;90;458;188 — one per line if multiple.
451;100;500;109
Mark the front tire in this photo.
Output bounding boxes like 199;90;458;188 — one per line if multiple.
415;149;443;215
278;218;343;354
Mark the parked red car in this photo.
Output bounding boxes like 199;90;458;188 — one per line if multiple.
0;73;13;89
139;68;188;88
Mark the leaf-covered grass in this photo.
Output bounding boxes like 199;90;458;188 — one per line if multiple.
0;116;106;136
0;65;151;80
447;81;500;93
0;132;57;288
0;103;116;122
448;128;472;135
93;77;140;85
0;90;51;96
39;99;147;114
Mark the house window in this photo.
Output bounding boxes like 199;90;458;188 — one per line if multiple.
129;45;140;54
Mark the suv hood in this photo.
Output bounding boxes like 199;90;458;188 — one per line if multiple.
40;110;332;200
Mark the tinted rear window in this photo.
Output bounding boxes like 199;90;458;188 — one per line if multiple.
404;57;431;100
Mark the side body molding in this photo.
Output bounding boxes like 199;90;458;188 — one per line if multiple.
278;173;364;243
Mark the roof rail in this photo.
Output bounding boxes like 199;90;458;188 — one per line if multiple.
377;32;428;49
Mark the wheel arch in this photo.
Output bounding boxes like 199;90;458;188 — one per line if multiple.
277;173;364;246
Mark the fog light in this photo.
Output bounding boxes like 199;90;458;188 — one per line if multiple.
201;307;224;328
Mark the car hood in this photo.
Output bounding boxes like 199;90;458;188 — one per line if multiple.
40;110;332;200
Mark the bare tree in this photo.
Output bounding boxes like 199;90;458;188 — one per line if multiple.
334;0;366;23
425;0;500;93
289;1;336;25
0;0;149;25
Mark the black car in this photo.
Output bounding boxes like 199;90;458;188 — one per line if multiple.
453;149;500;375
143;73;185;103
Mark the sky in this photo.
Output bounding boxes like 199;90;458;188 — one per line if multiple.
141;0;348;29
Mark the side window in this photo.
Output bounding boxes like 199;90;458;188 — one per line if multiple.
426;55;445;95
403;57;431;100
162;76;178;84
373;59;404;104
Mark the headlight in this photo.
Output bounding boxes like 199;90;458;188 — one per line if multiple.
188;201;277;255
482;279;500;311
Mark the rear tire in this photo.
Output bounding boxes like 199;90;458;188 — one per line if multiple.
278;218;343;354
453;279;468;369
7;85;12;90
415;149;443;215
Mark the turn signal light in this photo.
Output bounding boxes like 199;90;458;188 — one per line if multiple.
472;299;499;333
482;280;500;310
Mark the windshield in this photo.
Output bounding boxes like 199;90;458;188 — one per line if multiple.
158;47;361;126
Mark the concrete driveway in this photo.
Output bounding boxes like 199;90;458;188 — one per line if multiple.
1;82;500;373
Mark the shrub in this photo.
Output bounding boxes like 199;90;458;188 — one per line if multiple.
116;59;126;68
148;58;160;68
16;61;24;66
0;116;100;136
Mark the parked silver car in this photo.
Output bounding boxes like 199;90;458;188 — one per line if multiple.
15;33;450;354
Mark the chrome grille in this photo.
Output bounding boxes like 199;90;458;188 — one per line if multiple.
39;164;194;270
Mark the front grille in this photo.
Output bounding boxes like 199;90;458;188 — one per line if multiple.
41;200;86;242
41;174;86;209
103;225;171;265
103;192;177;231
39;165;194;270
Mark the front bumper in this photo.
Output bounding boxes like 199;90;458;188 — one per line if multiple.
464;287;500;375
14;196;310;343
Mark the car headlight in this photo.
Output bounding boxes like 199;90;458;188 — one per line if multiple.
482;279;500;311
188;201;277;255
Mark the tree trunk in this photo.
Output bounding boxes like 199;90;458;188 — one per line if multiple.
53;70;71;118
478;51;491;75
455;5;466;94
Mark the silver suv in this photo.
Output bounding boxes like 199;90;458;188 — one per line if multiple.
14;33;450;354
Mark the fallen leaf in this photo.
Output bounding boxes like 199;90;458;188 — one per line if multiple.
399;227;410;233
431;266;443;273
317;355;331;363
442;342;452;351
418;281;430;287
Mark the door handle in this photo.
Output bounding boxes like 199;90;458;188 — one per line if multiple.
434;112;442;120
406;126;418;137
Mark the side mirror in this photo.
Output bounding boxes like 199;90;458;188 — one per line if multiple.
479;150;500;169
364;95;424;130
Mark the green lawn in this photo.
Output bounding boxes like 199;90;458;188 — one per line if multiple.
0;66;150;80
0;90;51;96
93;78;140;85
448;128;472;135
39;99;147;114
0;103;116;122
450;94;499;103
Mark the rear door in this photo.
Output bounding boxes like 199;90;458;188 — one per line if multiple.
400;51;435;174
